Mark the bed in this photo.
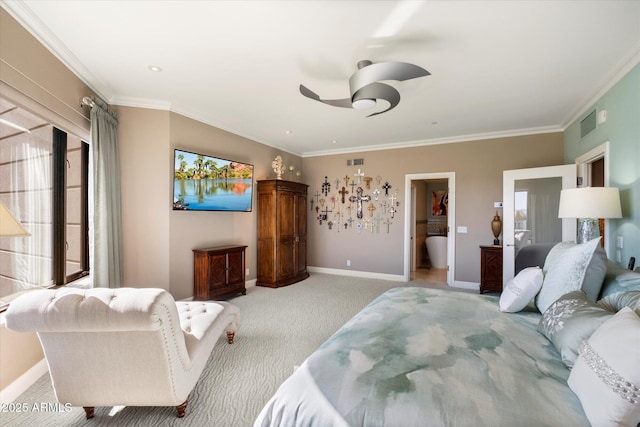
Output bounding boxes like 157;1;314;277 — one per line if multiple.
254;248;640;427
254;287;589;427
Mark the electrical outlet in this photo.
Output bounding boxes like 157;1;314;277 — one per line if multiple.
616;250;622;263
617;236;624;249
457;226;468;233
246;268;250;276
346;260;351;267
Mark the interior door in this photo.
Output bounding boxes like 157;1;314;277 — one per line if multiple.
502;165;577;284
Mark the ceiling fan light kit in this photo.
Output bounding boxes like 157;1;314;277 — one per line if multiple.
300;60;430;117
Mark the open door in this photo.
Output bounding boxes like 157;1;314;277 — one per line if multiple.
503;165;577;284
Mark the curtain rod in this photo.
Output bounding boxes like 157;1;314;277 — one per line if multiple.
81;96;95;108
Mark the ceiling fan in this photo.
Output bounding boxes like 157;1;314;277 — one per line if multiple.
299;60;430;117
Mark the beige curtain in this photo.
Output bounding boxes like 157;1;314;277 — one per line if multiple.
89;97;122;288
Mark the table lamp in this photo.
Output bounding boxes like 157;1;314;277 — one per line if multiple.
0;201;30;237
558;187;622;244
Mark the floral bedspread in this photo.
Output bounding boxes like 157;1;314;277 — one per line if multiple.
255;287;589;427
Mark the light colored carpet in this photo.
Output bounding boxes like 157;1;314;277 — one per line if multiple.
1;273;471;427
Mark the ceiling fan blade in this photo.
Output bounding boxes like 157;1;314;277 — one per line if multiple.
352;82;401;117
299;84;353;108
349;62;430;94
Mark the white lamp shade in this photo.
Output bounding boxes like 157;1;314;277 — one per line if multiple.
0;202;30;236
558;187;622;219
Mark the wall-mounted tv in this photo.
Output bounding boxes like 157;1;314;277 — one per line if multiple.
173;149;254;212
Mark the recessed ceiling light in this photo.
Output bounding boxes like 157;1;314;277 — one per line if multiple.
285;130;292;135
332;140;337;144
148;65;162;72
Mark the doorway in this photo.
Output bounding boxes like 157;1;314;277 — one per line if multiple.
404;172;455;285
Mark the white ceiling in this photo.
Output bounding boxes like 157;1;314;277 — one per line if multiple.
3;1;640;157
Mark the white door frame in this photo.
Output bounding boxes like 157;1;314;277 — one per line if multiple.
575;141;611;252
404;172;455;285
502;165;577;284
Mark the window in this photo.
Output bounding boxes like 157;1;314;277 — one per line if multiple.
0;96;89;310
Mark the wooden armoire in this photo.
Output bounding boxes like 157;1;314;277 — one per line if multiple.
257;179;309;287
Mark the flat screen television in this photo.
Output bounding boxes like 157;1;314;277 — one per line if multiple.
173;149;254;212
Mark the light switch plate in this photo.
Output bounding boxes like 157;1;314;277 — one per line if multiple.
494;202;503;208
617;236;624;249
457;226;468;233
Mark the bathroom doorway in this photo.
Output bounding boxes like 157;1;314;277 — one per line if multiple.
404;173;455;285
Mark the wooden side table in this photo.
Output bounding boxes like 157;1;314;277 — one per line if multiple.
480;245;503;293
193;245;247;300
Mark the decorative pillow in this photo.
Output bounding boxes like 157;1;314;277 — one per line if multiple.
568;307;640;427
599;260;640;299
499;267;543;312
597;291;640;316
535;238;606;313
538;291;613;367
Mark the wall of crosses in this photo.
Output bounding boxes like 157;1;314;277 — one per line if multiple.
311;168;399;234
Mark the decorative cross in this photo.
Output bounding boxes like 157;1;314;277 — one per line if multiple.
310;199;314;211
373;188;380;201
317;213;326;225
363;176;373;189
321;206;332;219
319;198;325;208
356;222;363;233
321;176;331;196
354;168;365;184
382;181;392;196
374;214;383;234
367;202;376;217
376;176;382;185
389;206;397;218
348;187;371;219
343;175;350;187
343;222;349;230
349;180;357;194
330;195;336;209
383;217;393;233
363;217;371;231
380;200;388;213
327;221;334;230
347;217;354;228
388;192;397;206
334;178;341;189
314;189;321;202
339;186;349;203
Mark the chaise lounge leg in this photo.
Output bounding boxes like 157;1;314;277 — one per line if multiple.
226;331;235;344
176;399;188;418
83;407;95;419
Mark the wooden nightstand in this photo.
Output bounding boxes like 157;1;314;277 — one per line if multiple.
480;245;503;293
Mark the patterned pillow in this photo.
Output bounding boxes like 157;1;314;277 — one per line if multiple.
535;238;607;313
568;307;640;427
499;267;543;312
538;291;613;367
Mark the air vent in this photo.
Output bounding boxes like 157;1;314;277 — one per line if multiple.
347;158;364;166
580;110;596;138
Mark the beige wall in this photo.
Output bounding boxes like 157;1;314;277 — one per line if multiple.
118;109;303;300
303;133;564;283
118;107;172;290
0;9;94;393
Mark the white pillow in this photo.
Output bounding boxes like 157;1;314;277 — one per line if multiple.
535;237;606;313
499;267;543;312
568;307;640;427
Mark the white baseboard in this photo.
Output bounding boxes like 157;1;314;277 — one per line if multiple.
307;266;406;282
245;278;257;288
0;358;48;404
452;280;480;291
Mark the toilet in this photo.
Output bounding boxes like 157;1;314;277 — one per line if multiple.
426;236;447;269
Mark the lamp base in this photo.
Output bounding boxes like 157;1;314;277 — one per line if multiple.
577;218;600;244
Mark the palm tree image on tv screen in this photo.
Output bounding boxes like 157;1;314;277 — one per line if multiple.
173;149;254;212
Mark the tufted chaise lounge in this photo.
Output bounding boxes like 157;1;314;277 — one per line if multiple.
4;287;240;419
